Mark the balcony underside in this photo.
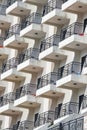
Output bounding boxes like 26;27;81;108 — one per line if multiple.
0;104;21;116
14;95;40;108
1;68;25;82
17;59;43;74
62;0;87;13
59;35;87;50
0;81;8;91
0;15;11;29
20;24;46;39
4;35;28;50
39;47;70;62
23;0;47;5
36;84;64;99
56;74;87;88
42;9;69;26
6;1;30;17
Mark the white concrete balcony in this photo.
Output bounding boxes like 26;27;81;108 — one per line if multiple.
14;83;40;108
1;57;25;82
20;13;46;39
4;24;28;50
42;0;69;26
6;0;30;17
36;72;64;98
0;4;11;29
59;22;87;50
56;62;87;88
23;0;47;5
62;0;87;13
17;48;43;74
0;92;21;116
39;34;72;62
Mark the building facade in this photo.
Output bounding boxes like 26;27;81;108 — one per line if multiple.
0;0;87;129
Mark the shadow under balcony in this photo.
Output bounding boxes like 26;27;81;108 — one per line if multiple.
42;0;69;26
36;72;64;98
14;83;40;108
17;48;43;74
62;0;87;14
20;12;46;39
59;22;87;50
39;34;71;62
0;92;21;116
56;61;87;88
4;24;28;50
1;57;25;82
6;0;30;17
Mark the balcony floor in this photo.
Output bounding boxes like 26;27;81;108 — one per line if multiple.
39;46;72;62
59;35;87;50
56;74;87;88
42;9;69;26
6;1;30;17
4;35;28;50
17;59;43;74
20;24;46;39
1;68;25;82
62;0;87;13
0;103;21;116
14;95;40;108
36;84;64;99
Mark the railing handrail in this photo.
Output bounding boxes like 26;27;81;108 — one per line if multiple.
60;22;84;41
57;61;82;80
18;48;40;64
21;12;42;29
40;34;60;52
15;83;36;99
2;57;19;73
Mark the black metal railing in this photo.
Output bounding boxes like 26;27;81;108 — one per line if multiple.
35;111;55;127
81;96;87;109
55;102;79;119
7;0;21;7
15;83;36;100
18;48;39;64
40;34;60;52
57;62;81;80
0;92;15;107
18;120;34;130
21;12;42;29
2;57;19;73
60;22;84;41
43;0;63;16
0;4;7;15
49;117;84;130
5;24;22;39
37;72;58;89
62;117;84;130
0;36;5;46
